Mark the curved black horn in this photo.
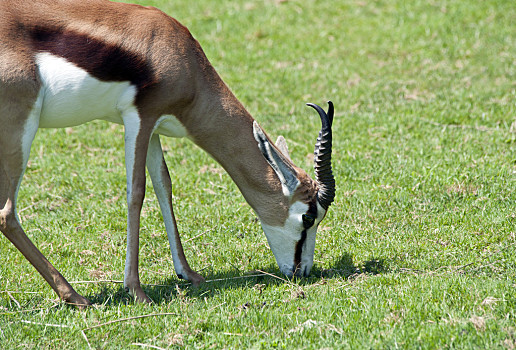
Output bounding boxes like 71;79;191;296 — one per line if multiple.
307;101;335;210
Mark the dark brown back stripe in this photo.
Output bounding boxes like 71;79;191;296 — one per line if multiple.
31;27;155;89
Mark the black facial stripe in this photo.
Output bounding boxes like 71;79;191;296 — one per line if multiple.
294;199;319;269
302;214;315;229
308;199;318;219
294;229;307;269
303;199;318;228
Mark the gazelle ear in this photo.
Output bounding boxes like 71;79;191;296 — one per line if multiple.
275;135;292;161
253;121;299;197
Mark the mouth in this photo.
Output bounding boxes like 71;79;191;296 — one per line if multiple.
295;265;310;278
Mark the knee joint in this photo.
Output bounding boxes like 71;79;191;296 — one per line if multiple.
0;206;18;232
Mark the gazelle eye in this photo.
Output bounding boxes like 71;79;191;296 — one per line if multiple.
302;214;315;229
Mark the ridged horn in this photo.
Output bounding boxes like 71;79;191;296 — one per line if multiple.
306;101;335;210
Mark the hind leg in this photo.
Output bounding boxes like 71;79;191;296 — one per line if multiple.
0;95;90;307
146;134;204;285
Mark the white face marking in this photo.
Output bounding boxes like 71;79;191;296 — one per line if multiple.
36;53;136;127
260;201;327;277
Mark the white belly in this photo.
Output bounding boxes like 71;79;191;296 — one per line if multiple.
34;53;189;138
36;53;135;127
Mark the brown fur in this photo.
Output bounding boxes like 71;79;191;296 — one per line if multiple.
0;0;319;305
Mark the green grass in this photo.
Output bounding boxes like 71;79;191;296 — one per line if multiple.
1;0;515;348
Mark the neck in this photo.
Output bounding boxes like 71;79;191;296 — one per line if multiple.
178;82;289;226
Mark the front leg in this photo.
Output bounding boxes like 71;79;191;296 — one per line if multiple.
146;134;205;286
122;112;153;303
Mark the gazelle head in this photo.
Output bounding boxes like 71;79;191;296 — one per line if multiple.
253;102;335;277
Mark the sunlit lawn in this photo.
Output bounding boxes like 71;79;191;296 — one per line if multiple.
1;0;515;348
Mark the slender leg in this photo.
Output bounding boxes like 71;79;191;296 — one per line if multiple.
0;102;90;307
121;111;154;303
146;134;205;285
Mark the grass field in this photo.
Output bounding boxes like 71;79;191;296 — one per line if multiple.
1;0;515;348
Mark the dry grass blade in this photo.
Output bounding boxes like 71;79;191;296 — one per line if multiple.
131;343;167;350
255;270;295;285
68;279;124;284
6;291;21;309
0;302;60;316
20;320;72;328
83;313;179;331
81;330;93;350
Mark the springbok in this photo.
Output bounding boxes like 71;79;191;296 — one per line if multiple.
0;0;335;306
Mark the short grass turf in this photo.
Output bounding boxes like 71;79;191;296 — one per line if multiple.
1;0;515;349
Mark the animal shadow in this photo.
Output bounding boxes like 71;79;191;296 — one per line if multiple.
312;253;387;279
86;253;388;305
